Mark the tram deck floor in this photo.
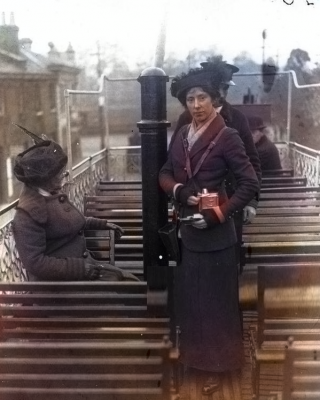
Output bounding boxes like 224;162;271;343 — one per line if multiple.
177;311;283;400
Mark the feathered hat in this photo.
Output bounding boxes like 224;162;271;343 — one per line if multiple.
13;124;68;185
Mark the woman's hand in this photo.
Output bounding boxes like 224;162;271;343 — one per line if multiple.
106;222;125;239
187;195;200;206
175;185;198;206
243;205;256;224
191;213;207;229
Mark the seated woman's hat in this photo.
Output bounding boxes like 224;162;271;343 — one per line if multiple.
13;125;68;185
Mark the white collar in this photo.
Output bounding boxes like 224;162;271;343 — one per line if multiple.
37;187;52;197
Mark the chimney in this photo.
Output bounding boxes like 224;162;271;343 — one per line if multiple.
66;42;75;62
10;12;15;25
0;12;20;54
20;38;32;51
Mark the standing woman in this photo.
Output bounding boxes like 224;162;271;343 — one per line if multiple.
159;68;259;394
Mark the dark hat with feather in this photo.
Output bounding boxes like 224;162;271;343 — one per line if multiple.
170;56;239;103
13;124;68;185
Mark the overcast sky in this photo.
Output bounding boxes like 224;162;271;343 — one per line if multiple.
1;0;320;69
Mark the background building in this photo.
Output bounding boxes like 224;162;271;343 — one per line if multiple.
0;13;81;204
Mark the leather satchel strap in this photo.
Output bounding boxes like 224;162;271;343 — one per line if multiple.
183;126;228;179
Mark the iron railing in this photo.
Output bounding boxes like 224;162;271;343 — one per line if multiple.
1;141;320;282
289;142;320;186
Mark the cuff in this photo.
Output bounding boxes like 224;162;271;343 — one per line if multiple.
173;183;183;199
247;198;258;209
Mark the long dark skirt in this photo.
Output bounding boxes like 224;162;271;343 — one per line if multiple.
174;243;244;372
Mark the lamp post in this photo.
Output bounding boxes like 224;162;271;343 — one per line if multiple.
262;29;267;64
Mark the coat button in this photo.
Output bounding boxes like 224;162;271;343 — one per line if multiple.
64;206;71;212
83;251;88;258
78;230;84;235
59;196;65;203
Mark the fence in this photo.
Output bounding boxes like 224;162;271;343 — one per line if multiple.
1;141;320;282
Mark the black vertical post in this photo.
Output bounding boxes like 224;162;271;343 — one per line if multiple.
137;67;170;290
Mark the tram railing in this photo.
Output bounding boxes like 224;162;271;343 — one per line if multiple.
289;141;320;186
1;141;320;282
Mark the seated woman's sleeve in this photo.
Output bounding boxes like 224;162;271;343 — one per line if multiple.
12;210;86;281
84;217;108;230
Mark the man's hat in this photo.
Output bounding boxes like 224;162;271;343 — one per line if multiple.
13;125;68;185
200;61;239;86
247;116;266;131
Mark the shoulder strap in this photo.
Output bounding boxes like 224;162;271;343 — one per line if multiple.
183;126;228;179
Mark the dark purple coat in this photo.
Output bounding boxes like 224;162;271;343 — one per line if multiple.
159;114;259;252
12;185;107;281
170;102;261;207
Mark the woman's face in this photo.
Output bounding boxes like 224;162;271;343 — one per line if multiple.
186;87;216;125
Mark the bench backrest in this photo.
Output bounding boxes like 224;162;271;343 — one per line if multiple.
0;281;172;399
282;345;320;400
257;264;320;347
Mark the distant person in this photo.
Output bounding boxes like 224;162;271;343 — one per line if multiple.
12;125;138;282
169;56;261;267
248;116;282;172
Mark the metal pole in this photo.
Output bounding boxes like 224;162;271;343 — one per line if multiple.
64;89;73;200
137;67;170;290
287;73;292;142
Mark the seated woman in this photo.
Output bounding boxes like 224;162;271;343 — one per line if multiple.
248;115;282;172
12;125;138;282
159;66;259;395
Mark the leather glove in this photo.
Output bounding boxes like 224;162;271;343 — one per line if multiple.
175;185;195;205
243;205;256;225
84;263;101;280
106;222;125;239
200;208;221;228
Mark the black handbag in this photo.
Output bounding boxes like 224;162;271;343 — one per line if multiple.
158;221;181;263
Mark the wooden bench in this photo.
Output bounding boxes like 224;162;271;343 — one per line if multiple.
96;180;142;196
84;191;174;272
84;194;144;271
249;264;320;399
280;344;320;400
262;169;294;177
261;177;307;189
240;189;320;310
242;191;320;270
0;281;175;400
85;229;115;264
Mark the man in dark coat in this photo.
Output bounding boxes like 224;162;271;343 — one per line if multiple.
169;58;261;266
248;115;282;172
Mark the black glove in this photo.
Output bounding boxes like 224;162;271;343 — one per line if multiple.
175;185;195;205
200;209;221;228
84;263;101;280
106;222;125;239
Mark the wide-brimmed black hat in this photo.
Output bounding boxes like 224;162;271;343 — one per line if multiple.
170;69;223;102
13;125;68;185
200;61;239;86
247;116;266;131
